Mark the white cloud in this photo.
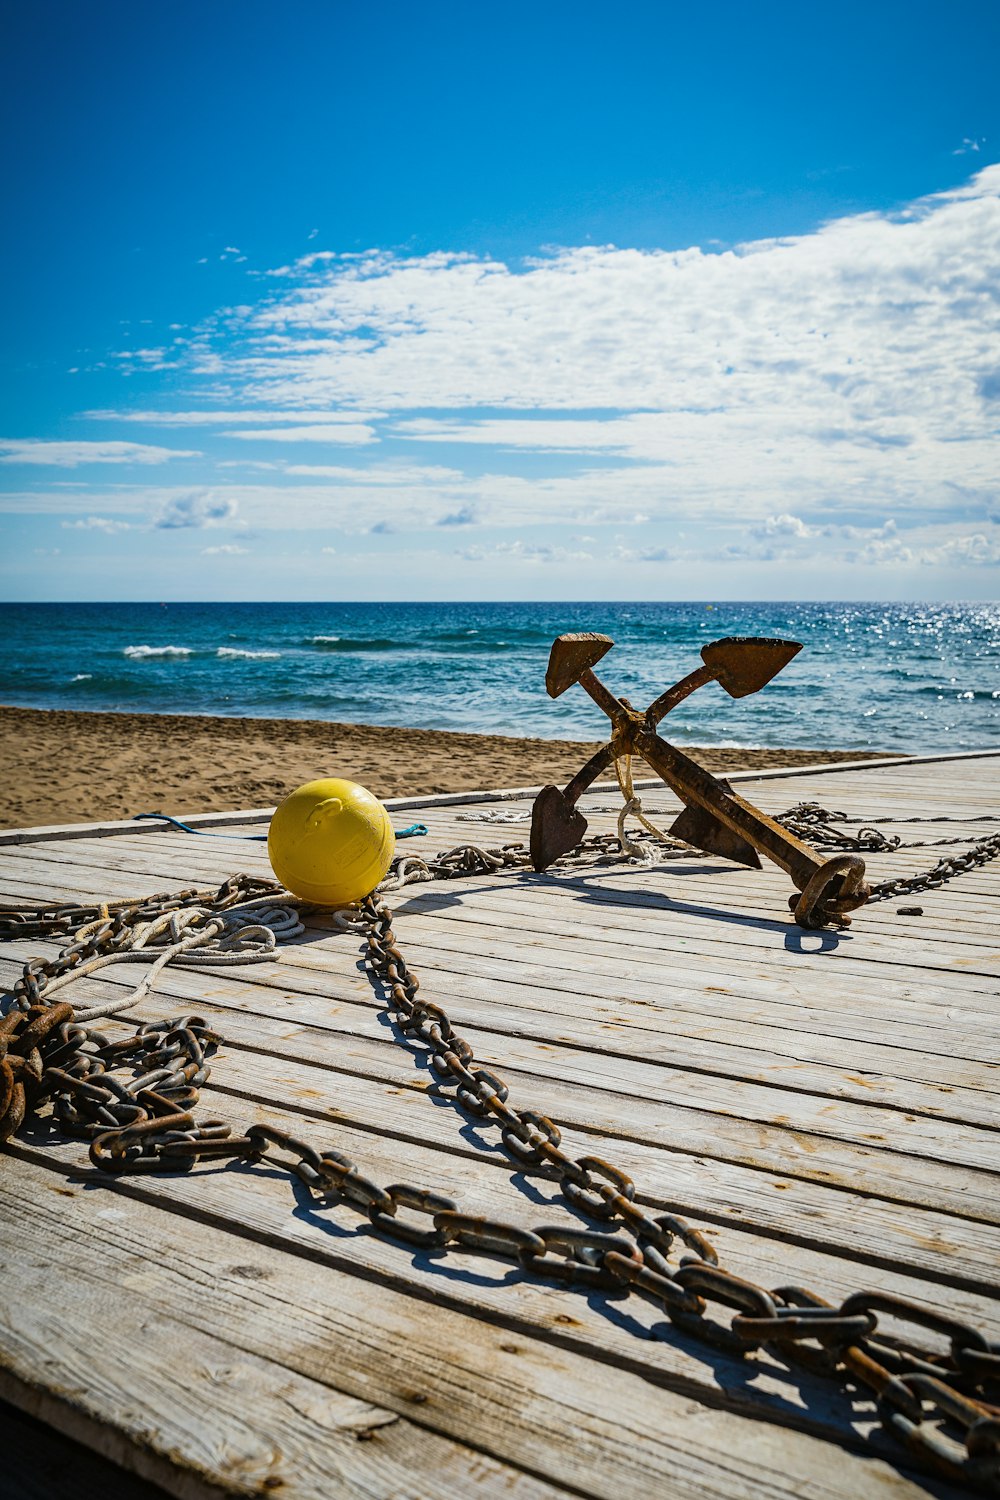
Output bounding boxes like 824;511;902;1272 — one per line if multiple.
750;514;815;540
397;417;633;452
223;423;376;444
0;439;199;467
611;543;675;563
280;462;463;482
435;504;478;526
164;164;1000;545
456;539;594;565
154;490;239;529
201;543;249;555
953;138;983;155
85;408;380;425
8;166;999;583
733;513;1000;569
926;531;1000;566
112;347;168;363
853;534;916;566
60;516;132;533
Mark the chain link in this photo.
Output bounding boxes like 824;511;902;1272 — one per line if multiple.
3;824;1000;1486
776;803;1000;904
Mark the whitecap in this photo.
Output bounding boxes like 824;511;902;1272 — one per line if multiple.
123;645;193;658
71;673;93;682
311;635;340;644
217;647;280;660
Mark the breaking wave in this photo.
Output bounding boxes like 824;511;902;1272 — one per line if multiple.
308;636;399;651
123;645;193;659
217;647;281;660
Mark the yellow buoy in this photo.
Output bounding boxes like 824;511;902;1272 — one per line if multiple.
268;778;395;905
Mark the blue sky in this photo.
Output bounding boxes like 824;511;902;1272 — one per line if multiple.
2;0;998;601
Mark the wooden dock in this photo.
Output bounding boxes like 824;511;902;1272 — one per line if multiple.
2;751;998;1498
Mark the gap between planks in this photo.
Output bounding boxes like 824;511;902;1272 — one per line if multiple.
4;1153;969;1500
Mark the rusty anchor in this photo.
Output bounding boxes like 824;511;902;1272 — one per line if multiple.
531;633;870;928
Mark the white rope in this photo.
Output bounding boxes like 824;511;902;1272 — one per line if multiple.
456;808;532;824
614;754;672;861
378;856;436;891
43;902;303;1021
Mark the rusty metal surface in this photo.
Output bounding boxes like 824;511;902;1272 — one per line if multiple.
544;632;614;698
532;632;871;929
699;636;803;699
529;784;589;871
668;795;763;869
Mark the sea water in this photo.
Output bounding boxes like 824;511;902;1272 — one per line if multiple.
1;601;997;754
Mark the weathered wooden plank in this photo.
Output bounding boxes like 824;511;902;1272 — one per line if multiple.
1;751;996;1500
5;849;997;1010
5;927;996;1155
4;946;996;1221
0;1162;578;1500
7;854;1000;1039
4;1154;960;1500
4;849;999;1040
5;957;994;1291
4;950;997;1231
7;827;999;952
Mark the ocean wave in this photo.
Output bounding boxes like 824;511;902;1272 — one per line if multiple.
308;636;399;651
123;645;193;659
217;647;281;660
71;673;93;682
909;683;993;699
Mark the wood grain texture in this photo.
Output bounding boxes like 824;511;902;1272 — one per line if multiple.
1;753;998;1498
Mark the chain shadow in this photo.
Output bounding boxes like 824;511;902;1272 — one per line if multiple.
274;1142;941;1478
331;965;976;1489
13;1069;959;1492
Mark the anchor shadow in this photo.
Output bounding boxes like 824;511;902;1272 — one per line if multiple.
391;867;847;953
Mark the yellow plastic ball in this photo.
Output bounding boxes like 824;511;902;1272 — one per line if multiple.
268;778;395;905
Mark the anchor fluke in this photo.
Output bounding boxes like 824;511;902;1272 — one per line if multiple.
545;633;614;698
530;784;589;870
700;637;802;699
669;796;763;869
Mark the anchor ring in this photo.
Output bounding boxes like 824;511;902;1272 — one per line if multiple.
791;855;870;930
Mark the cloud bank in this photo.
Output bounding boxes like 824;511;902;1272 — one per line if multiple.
4;165;999;589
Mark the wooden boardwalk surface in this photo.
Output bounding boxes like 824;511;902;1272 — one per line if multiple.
1;751;998;1498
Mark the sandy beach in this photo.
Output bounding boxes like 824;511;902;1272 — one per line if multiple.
0;705;887;830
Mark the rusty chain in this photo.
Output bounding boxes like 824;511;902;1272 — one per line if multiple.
3;803;1000;1483
775;803;1000;906
2;849;999;1489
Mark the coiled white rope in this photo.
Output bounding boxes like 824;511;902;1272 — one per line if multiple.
40;899;303;1021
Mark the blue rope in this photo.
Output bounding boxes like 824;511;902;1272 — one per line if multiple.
132;813;427;841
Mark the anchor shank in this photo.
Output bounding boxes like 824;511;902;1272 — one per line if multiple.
633;725;822;890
